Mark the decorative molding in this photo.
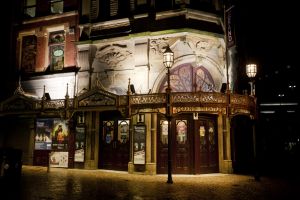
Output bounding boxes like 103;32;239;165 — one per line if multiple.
95;44;132;67
78;88;117;107
149;37;170;55
173;106;226;115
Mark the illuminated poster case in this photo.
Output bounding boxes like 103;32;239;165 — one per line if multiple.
51;119;69;150
133;125;146;165
75;126;85;162
34;118;69;151
35;119;53;150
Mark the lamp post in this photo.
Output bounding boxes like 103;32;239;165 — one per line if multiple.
163;45;174;184
246;63;260;181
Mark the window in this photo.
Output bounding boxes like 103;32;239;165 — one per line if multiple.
160;120;169;145
118;120;130;143
50;0;64;14
176;120;187;144
103;121;114;144
110;0;119;17
130;0;148;14
21;35;37;72
49;31;65;71
24;0;36;17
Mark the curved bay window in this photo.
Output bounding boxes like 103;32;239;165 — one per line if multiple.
21;35;37;72
49;31;65;71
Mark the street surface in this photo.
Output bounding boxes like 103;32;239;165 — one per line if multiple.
1;165;299;200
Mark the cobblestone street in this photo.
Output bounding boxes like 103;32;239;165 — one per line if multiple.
1;166;299;200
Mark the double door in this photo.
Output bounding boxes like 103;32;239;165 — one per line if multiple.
157;114;218;174
99;119;130;171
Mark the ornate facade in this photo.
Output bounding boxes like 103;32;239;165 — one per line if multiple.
1;0;256;175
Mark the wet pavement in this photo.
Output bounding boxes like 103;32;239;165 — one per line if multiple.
1;165;299;200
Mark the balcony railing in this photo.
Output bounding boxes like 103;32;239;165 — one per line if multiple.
1;91;256;118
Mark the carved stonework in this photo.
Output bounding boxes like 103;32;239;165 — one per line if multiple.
149;37;170;55
78;88;117;107
95;44;132;67
79;93;115;106
195;39;213;52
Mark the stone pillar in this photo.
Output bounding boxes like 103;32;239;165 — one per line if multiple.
28;120;35;165
84;111;97;169
145;113;156;175
217;113;224;172
221;115;233;173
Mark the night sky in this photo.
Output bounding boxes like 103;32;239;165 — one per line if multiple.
235;1;298;103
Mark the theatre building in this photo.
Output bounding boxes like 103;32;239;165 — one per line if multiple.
0;0;256;175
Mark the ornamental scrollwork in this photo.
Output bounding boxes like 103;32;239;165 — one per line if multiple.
130;94;166;105
43;100;65;109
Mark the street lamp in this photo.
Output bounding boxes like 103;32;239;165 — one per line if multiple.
246;63;260;181
246;64;257;96
163;45;174;184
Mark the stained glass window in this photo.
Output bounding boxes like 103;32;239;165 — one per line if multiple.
176;120;187;144
118;120;129;143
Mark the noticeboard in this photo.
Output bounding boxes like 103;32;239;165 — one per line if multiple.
133;125;146;165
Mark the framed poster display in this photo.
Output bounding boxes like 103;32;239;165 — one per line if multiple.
35;119;53;150
75;126;85;162
51;119;69;150
49;151;68;168
133;125;146;165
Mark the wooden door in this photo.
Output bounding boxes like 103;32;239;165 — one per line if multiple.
194;117;218;174
100;120;130;171
157;120;169;174
174;119;191;174
157;116;191;174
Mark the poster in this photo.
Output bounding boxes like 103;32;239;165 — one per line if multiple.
75;126;85;162
51;119;69;150
133;125;146;165
35;119;53;150
49;151;68;168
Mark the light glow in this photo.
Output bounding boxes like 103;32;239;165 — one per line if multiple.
246;63;257;78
